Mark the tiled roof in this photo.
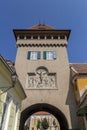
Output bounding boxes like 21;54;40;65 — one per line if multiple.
34;111;50;115
29;24;55;30
70;63;87;74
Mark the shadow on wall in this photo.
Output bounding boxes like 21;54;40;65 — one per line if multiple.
66;71;85;130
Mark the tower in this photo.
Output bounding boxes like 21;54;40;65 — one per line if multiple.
14;24;79;130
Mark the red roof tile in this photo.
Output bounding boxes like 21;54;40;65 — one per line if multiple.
34;111;50;115
29;24;55;30
70;63;87;74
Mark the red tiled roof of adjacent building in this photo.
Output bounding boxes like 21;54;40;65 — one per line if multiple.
29;24;55;30
70;63;87;74
34;111;50;115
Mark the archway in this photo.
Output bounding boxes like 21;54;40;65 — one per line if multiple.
19;103;69;130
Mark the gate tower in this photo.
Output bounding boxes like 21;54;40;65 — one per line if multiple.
14;24;79;130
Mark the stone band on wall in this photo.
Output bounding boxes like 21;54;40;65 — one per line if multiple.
17;43;67;48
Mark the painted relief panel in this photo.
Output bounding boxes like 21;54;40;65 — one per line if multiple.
26;67;57;89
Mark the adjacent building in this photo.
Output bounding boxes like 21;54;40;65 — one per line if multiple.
0;54;26;130
26;111;60;130
70;64;87;130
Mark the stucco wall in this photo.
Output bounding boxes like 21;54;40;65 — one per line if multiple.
15;39;79;129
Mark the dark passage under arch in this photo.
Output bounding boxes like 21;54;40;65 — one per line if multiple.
19;103;69;130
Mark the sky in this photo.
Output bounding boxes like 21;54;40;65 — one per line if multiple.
0;0;87;63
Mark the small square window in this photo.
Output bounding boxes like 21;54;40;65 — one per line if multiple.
60;36;65;39
40;36;45;39
27;51;41;60
53;36;58;39
47;36;51;39
43;51;56;60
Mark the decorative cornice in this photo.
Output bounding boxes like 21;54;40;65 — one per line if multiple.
13;29;71;41
17;43;67;48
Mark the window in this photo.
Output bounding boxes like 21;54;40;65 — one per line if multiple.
43;51;56;60
33;36;38;39
40;36;45;39
26;36;31;39
60;36;65;39
34;117;36;125
20;35;24;39
27;51;41;60
47;35;51;39
53;36;58;39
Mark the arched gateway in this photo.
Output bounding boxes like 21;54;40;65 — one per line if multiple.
20;103;68;130
14;24;79;130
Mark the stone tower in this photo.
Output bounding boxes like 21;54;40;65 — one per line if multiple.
14;24;79;130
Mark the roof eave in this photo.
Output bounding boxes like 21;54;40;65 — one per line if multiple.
0;54;14;73
13;29;71;41
0;54;26;99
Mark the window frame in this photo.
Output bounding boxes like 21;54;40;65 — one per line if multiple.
27;51;41;60
43;51;57;60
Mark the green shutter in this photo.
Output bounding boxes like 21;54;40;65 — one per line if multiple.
53;52;56;59
43;51;46;59
27;51;30;59
38;52;41;59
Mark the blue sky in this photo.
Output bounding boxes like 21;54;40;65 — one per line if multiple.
0;0;87;63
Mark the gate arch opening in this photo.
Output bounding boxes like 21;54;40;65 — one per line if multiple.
19;103;69;130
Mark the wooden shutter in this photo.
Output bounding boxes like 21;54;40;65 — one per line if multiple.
27;51;31;59
43;51;46;59
53;52;56;59
38;52;41;59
